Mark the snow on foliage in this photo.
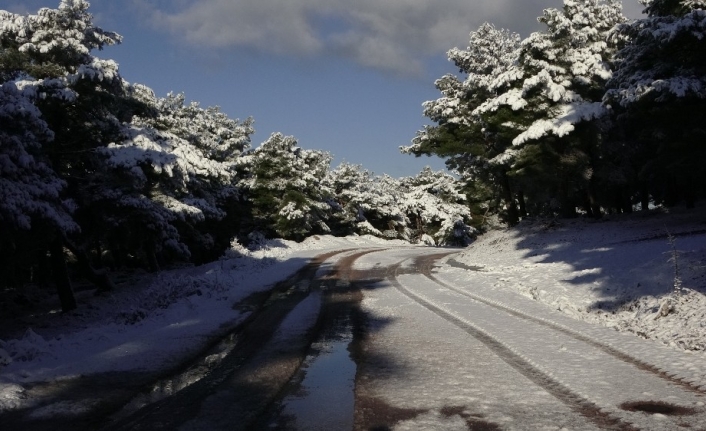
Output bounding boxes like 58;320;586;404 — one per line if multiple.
325;164;475;245
1;0;259;266
134;91;254;164
407;23;522;140
607;0;706;105
402;22;524;179
4;0;121;64
477;0;625;145
94;91;255;258
406;1;630;224
400;168;474;245
245;133;333;241
0;80;77;233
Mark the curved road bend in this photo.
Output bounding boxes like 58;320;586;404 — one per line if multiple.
104;247;706;431
353;248;706;431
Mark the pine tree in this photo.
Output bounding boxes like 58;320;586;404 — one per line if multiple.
0;1;127;308
606;0;706;208
399;168;475;245
0;79;78;303
481;0;626;218
244;133;333;241
403;23;525;225
123;89;255;262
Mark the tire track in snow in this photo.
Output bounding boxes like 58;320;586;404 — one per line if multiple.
386;262;637;431
416;253;706;396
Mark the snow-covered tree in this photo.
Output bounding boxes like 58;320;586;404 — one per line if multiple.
408;1;627;221
1;1;261;274
481;0;625;217
485;0;625;146
118;89;255;262
606;0;706;208
399;168;475;245
244;133;333;241
0;78;79;301
323;163;374;236
0;1;127;308
325;164;474;244
403;23;525;224
0;82;76;234
0;1;260;300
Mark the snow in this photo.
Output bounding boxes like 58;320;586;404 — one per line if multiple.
446;206;706;353
2;207;706;424
351;210;706;430
0;234;406;415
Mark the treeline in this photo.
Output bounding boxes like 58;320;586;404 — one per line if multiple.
405;0;706;224
0;1;473;310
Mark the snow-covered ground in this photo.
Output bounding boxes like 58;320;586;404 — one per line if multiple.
1;205;705;421
448;206;706;353
0;235;406;414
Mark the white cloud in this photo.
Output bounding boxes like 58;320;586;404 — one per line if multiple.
131;0;646;76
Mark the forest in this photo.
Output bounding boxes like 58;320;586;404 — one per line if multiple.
406;0;706;224
1;0;705;311
0;1;474;311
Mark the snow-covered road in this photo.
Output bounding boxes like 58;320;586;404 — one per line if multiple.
352;248;706;431
2;233;705;430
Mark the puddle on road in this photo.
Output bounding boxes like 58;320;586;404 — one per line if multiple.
108;332;239;422
264;316;356;430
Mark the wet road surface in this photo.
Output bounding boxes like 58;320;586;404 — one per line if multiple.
100;247;706;431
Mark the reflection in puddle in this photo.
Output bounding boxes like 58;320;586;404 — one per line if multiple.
268;318;356;430
108;333;238;422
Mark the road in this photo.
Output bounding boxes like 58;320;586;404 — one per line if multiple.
104;247;706;431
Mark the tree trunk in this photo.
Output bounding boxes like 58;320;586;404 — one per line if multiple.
640;182;650;211
622;185;633;214
559;181;577;218
665;176;679;207
588;177;602;219
501;173;519;226
64;239;115;293
145;240;160;272
517;190;527;218
50;238;77;312
685;175;695;209
581;191;594;218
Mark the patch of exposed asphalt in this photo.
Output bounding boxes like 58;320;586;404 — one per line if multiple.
0;249;351;431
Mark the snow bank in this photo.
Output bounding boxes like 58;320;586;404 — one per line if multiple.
451;207;706;353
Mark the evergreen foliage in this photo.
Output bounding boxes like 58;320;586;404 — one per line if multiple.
6;0;706;311
408;0;706;223
606;0;706;208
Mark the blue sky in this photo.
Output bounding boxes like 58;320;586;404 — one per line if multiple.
4;0;644;177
